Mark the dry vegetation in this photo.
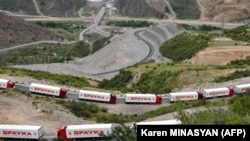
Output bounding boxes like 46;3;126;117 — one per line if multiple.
0;13;63;49
0;92;95;136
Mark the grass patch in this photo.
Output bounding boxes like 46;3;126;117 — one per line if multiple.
0;66;91;88
0;42;90;65
32;21;87;41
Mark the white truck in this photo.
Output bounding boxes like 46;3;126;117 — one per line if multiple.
168;91;202;102
125;94;162;104
79;90;117;104
57;124;113;140
29;83;67;99
233;83;250;93
0;125;44;140
201;87;234;98
0;79;15;89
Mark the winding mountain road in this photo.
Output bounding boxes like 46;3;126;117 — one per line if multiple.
0;1;245;81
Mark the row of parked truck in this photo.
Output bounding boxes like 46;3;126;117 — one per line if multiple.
1;78;250;105
0;123;112;140
0;119;181;140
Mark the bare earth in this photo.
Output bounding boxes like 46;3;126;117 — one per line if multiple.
185;45;250;65
0;93;96;136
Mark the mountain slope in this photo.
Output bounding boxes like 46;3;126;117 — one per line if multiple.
0;13;63;49
0;0;37;15
114;0;165;18
37;0;87;17
197;0;250;22
0;0;87;17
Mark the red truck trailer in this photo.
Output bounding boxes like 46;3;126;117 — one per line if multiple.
200;87;234;99
168;91;203;102
233;83;250;94
0;125;44;140
57;124;113;141
29;83;67;99
125;94;162;104
79;90;116;104
0;79;15;89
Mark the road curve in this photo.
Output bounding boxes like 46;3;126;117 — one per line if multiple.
92;29;152;76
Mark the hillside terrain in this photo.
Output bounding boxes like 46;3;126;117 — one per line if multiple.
0;0;249;49
37;0;87;17
0;0;249;22
113;0;250;22
185;45;250;65
0;0;88;17
0;13;63;49
0;0;37;15
0;0;250;139
114;0;164;18
0;91;95;136
198;0;250;22
11;23;185;80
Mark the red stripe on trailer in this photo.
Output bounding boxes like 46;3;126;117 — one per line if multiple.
201;87;234;98
29;83;67;99
79;90;116;104
125;94;162;104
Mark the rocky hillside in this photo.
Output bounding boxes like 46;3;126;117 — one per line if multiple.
0;0;88;17
114;0;165;19
0;0;249;22
114;0;250;22
0;13;63;49
0;0;37;15
198;0;250;22
37;0;87;17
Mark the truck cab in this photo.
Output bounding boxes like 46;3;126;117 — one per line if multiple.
110;94;117;104
57;126;71;141
7;80;15;88
58;88;68;99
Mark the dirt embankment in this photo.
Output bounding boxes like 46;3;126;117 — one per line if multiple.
0;93;95;136
185;45;250;65
197;0;250;22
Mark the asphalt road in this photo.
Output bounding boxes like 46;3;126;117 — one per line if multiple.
14;82;170;104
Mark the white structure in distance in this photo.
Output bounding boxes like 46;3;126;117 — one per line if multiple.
87;0;103;2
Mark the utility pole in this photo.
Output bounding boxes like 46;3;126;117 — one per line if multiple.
65;11;68;18
220;14;226;38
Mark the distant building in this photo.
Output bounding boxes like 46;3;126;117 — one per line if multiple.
87;0;103;2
